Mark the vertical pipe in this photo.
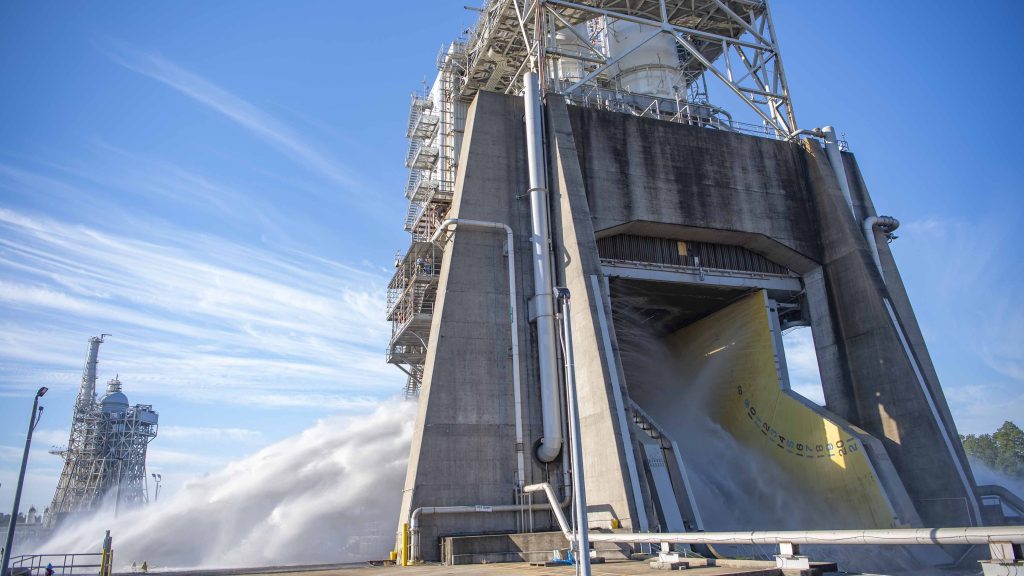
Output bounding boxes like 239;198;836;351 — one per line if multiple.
820;126;856;220
524;71;563;463
430;219;527;490
557;288;591;576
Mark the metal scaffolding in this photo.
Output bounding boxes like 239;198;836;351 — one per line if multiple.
47;337;158;526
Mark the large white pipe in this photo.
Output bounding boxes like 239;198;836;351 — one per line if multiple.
820;126;856;220
527;482;1023;546
430;219;526;489
523;71;563;463
861;215;900;281
557;288;591;576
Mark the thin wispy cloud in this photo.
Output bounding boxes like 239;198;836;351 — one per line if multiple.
101;41;361;192
160;426;264;443
0;207;400;409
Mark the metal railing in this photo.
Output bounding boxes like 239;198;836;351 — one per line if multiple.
10;553;103;576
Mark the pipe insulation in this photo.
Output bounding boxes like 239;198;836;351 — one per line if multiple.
523;71;563;463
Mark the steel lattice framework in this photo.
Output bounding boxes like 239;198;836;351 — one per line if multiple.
457;0;797;136
48;338;158;525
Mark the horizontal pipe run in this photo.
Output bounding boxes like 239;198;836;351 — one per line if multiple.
585;527;1024;547
525;482;1022;547
410;484;571;563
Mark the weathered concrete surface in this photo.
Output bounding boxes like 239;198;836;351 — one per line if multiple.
398;88;978;562
442;531;567;564
547;97;647;532
566;107;821;273
397;91;563;561
561;102;977;528
804;142;980;527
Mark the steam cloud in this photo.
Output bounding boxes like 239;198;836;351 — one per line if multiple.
37;402;414;570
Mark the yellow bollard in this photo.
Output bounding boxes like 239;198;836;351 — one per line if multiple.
389;550;398;562
400;523;410;567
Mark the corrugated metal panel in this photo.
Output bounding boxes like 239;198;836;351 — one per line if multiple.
597;234;790;276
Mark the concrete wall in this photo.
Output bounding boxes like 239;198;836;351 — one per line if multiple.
398;90;979;562
548;98;648;531
560;103;978;528
397;91;563;561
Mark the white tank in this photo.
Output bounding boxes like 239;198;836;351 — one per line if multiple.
100;377;129;414
607;21;680;99
554;25;588;86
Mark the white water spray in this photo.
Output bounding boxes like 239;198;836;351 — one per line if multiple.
38;402;414;570
612;302;947;574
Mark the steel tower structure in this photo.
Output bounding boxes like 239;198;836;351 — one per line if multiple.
47;337;158;526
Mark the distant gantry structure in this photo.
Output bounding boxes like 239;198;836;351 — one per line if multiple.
48;336;158;526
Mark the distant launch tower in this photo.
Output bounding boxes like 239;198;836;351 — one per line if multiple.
48;336;158;526
385;0;1018;565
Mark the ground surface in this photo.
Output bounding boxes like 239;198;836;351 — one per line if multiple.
119;560;814;576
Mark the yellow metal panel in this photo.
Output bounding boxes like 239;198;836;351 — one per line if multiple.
665;290;897;528
401;522;410;566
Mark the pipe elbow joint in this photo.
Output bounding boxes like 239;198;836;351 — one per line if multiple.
535;439;562;463
864;215;900;234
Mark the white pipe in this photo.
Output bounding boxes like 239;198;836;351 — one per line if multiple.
410;502;550;562
410;486;572;562
524;482;572;539
861;215;982;525
430;219;526;490
861;215;900;281
820;126;856;220
526;483;1023;546
411;220;573;563
585;527;1024;547
524;71;563;463
557;288;591;576
789;126;855;220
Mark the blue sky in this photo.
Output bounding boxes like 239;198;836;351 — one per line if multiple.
2;1;1022;514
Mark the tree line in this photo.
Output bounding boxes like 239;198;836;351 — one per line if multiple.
961;420;1024;479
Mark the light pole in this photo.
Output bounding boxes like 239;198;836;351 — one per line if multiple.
1;387;47;576
151;474;162;503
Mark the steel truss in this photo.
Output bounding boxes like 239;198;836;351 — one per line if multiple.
460;0;798;137
49;340;158;525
